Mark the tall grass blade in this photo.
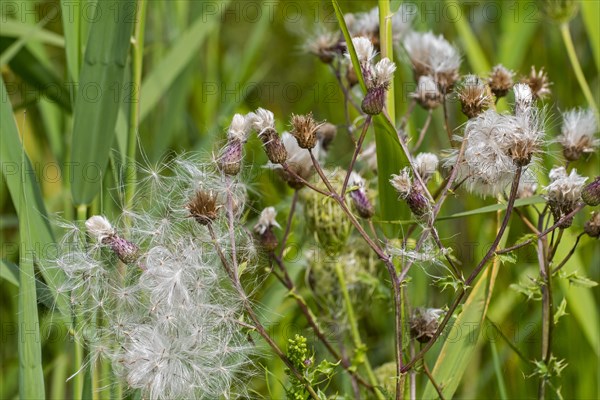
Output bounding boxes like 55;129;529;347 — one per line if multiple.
70;1;136;205
1;79;70;317
581;1;600;70
0;259;20;287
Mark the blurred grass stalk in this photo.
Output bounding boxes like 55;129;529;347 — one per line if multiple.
559;22;599;118
125;0;147;211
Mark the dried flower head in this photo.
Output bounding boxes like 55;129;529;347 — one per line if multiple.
250;108;288;164
581;176;600;206
517;171;539;199
303;28;341;63
584;211;600;238
414;152;439;182
187;190;220;225
410;307;444;343
488;64;515;98
411;75;442;109
558;108;599;161
227;113;252;143
85;215;115;242
390;168;430;217
316;122;338;151
272;132;321;189
544;166;587;227
523;66;552;100
348;172;374;219
391;4;415;42
362;57;396;115
254;207;280;251
457;74;493;118
403;31;461;91
218;114;253;176
346;36;376;67
290;112;323;149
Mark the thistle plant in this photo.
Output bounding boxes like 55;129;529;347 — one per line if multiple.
5;2;598;400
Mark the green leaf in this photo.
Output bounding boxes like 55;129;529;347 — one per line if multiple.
0;19;65;48
558;270;599;288
0;259;20;287
69;1;136;205
496;252;517;265
1;78;70;317
554;298;568;325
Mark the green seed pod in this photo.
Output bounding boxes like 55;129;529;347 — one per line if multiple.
581;177;600;206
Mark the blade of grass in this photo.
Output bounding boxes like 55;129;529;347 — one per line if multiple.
138;1;230;124
0;37;72;112
0;259;20;287
580;1;600;70
0;19;64;48
444;0;491;73
16;101;46;400
60;0;81;81
498;2;539;70
490;340;508;400
1;78;70;317
70;0;136;205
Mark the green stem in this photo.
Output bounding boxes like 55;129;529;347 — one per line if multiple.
124;0;148;211
73;205;87;400
334;262;385;400
378;0;395;122
560;23;599;117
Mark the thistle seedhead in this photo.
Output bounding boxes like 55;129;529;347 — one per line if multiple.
488;64;514;98
315;122;337;151
86;215;115;243
290;112;323;149
523;66;552;100
187;190;220;225
410;307;444;343
544;166;587;227
348;172;374;219
513;83;534;117
584;211;600;238
347;36;376;68
414;152;439;182
254;207;280;251
403;31;461;92
273;132;320;189
457;74;493;119
250;108;288;164
218;139;243;176
558;108;599;161
411;75;442;109
390;168;430;217
581;176;600;206
303;28;342;64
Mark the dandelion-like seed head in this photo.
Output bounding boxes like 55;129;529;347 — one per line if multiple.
411;75;442;109
249;108;275;135
414;152;439;182
187;190;220;225
390;168;412;198
254;207;280;235
250;108;287;164
558;108;599;161
513;83;534;117
457;74;493;119
85;215;115;243
488;64;514;98
347;36;376;66
410;307;444;343
523;66;552;100
316;122;338;151
303;28;341;64
272;131;319;188
404;31;461;91
391;4;415;42
371;57;396;89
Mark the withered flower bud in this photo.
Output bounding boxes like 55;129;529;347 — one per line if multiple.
581;176;600;206
316;122;338;151
290;112;323;149
348;172;374;219
522;66;552;100
488;64;514;98
254;207;280;251
390;168;430;218
187;190;220;225
584;212;600;238
410;307;444;343
250;108;288;164
411;75;442;110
